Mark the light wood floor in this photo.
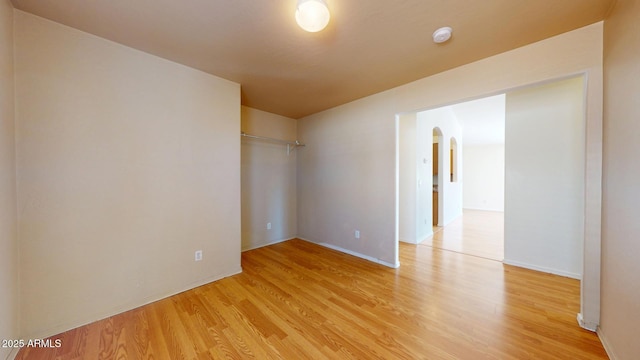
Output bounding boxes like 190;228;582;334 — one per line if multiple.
17;239;607;359
424;209;504;261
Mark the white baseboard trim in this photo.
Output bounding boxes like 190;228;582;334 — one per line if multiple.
20;267;243;341
416;230;435;245
242;237;295;252
462;207;505;212
400;231;432;245
298;237;400;269
576;313;597;332
503;259;582;280
597;327;617;360
417;231;432;244
439;213;463;227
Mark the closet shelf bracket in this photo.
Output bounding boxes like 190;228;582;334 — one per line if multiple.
240;132;305;155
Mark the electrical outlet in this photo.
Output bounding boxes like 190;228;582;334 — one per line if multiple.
355;230;360;239
195;250;202;261
267;222;272;230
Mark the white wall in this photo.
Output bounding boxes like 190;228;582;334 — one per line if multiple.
297;22;602;325
399;107;464;245
297;92;399;267
504;76;585;279
0;2;18;359
14;11;241;338
398;113;417;243
600;0;640;358
241;106;297;251
463;144;505;211
416;107;463;233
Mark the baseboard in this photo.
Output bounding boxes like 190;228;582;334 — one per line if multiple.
597;327;617;360
503;259;581;280
298;237;400;268
462;207;504;212
576;313;598;332
416;237;428;244
21;267;243;341
399;231;432;245
439;213;463;227
416;231;433;244
242;237;295;252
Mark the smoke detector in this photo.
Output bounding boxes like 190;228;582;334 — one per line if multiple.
432;27;453;44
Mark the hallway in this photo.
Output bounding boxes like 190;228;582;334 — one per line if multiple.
421;210;504;261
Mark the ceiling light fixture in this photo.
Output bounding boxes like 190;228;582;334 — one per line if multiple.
295;0;331;33
432;27;453;43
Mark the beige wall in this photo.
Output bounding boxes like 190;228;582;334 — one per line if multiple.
297;91;400;267
14;11;241;338
504;76;585;279
0;1;18;359
241;106;297;251
398;113;417;243
601;0;640;358
297;22;603;323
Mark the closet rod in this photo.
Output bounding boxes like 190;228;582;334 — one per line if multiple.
240;131;305;147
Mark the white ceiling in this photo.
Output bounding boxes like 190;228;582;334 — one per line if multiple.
451;94;506;146
11;0;615;119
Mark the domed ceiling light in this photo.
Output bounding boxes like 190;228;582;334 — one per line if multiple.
432;27;453;43
295;0;331;32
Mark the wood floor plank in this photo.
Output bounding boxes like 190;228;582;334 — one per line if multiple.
424;209;504;261
16;213;608;359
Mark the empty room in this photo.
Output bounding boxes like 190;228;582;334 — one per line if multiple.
1;0;638;359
